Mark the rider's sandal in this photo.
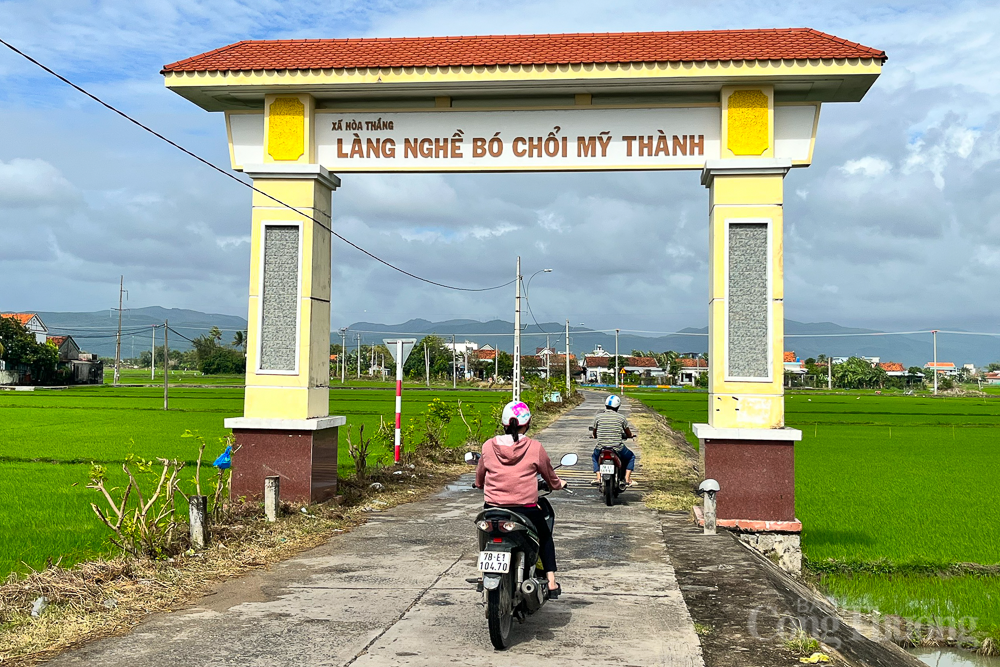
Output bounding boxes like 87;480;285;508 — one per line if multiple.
548;584;561;599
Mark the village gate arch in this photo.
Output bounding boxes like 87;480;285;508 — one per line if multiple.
163;29;885;556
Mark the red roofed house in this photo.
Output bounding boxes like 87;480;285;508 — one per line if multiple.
623;356;663;380
1;313;48;344
783;351;805;375
46;335;81;362
879;362;907;377
474;344;497;362
678;357;708;386
924;361;957;377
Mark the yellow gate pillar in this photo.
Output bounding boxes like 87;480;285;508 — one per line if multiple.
224;94;345;504
693;86;803;571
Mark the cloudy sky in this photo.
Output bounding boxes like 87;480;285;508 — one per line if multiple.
0;0;997;336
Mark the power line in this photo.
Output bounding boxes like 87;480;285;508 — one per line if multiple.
0;38;514;294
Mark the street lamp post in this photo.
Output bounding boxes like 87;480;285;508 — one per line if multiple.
513;264;552;402
615;328;620;390
513;257;521;401
339;328;347;384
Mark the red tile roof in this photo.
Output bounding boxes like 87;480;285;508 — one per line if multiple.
879;362;905;372
925;362;955;368
584;356;610;368
475;349;497;361
1;313;36;326
627;356;658;368
46;335;68;347
783;352;797;363
679;358;708;368
163;29;885;73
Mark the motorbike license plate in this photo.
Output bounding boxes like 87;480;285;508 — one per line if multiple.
478;551;511;573
600;464;616;475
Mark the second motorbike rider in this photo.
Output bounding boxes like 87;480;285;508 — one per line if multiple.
475;400;566;598
591;395;636;486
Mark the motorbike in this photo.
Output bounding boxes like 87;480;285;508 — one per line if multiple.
591;432;635;506
464;451;578;650
595;445;627;506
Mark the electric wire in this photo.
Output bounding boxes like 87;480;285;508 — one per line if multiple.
0;38;514;293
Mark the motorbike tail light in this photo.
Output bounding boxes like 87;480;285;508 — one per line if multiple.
476;520;490;531
492;537;503;543
499;521;517;532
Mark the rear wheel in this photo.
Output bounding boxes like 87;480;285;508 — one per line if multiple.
603;476;614;506
487;571;513;649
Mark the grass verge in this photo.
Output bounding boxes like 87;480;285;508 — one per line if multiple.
627;398;701;512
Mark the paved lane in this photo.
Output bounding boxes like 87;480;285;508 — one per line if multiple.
49;391;703;667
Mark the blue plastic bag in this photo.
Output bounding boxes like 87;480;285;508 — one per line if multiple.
213;445;232;470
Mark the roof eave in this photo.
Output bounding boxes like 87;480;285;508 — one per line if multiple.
164;58;882;112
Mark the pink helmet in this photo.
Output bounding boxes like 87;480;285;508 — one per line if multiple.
501;400;532;426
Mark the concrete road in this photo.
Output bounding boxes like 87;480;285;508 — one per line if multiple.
49;392;704;667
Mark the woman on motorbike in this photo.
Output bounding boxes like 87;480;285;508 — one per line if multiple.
475;400;566;598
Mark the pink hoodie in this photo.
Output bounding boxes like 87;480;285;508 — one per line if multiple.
475;434;563;507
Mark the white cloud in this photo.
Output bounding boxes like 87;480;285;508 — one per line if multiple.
840;156;892;178
0;158;80;207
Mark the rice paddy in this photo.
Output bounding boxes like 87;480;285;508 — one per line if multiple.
0;385;507;577
630;388;1000;634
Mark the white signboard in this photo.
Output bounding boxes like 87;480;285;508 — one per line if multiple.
227;105;817;173
316;107;718;172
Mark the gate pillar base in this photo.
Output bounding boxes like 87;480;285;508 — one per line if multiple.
225;416;345;504
693;423;802;572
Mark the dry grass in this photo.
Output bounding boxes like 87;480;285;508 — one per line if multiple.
628;399;701;512
0;394;585;666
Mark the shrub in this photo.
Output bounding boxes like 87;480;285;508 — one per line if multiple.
199;348;246;375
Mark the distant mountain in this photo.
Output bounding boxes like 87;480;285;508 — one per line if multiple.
32;307;248;358
21;306;996;367
342;319;1000;368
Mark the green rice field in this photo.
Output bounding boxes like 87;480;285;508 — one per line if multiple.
630;389;1000;634
0;385;507;577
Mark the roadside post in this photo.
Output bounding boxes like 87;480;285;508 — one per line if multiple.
385;338;416;463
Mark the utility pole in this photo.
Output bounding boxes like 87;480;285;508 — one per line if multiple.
827;354;832;390
615;328;620;390
932;329;939;395
357;333;361;380
163;320;169;410
546;334;551;382
113;276;126;386
424;342;430;387
565;319;571;391
339;328;347;384
151;324;156;381
495;347;499;381
513;256;522;401
452;334;457;389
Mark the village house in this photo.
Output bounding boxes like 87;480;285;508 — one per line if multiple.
677;357;708;386
581;344;613;384
1;313;48;344
621;356;663;380
784;352;806;375
1;314;102;385
924;361;958;377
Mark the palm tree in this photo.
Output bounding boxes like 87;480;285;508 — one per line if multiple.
232;330;247;354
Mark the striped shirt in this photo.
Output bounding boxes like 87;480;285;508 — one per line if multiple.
591;409;633;450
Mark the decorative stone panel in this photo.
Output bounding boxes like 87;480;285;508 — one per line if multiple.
260;225;299;371
728;222;769;379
